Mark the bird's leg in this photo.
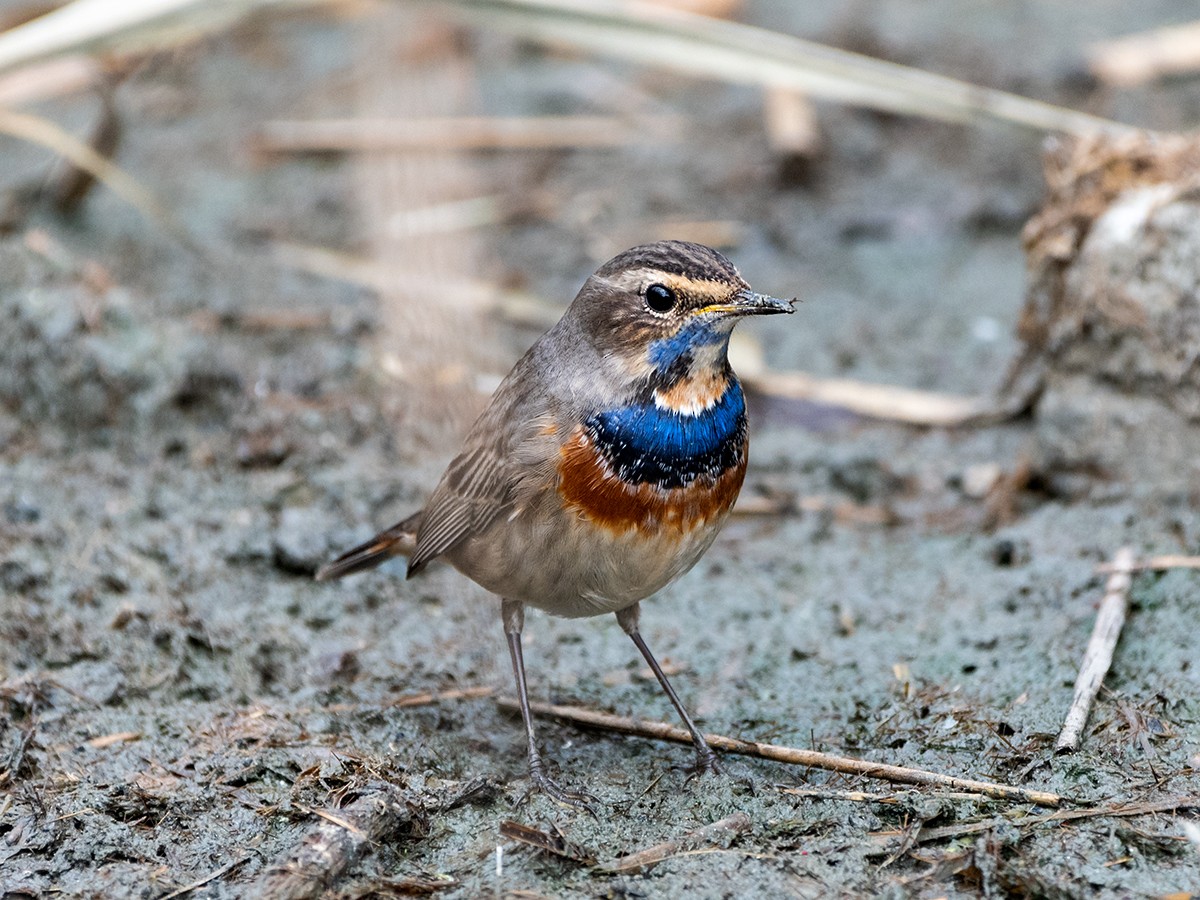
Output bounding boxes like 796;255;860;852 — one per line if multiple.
616;603;720;777
501;598;597;814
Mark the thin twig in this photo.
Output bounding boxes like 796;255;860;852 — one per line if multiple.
0;56;100;106
159;856;251;900
254;785;416;900
777;786;1004;804
870;795;1200;851
496;698;1062;806
603;812;752;874
85;731;141;749
1088;20;1200;87
741;369;1015;427
1056;547;1135;753
387;685;496;708
779;786;903;804
255;115;665;153
1096;554;1200;574
307;807;366;837
0;107;175;232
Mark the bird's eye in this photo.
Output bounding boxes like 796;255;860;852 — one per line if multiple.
645;283;677;314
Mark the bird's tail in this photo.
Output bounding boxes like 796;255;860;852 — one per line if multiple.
315;512;422;581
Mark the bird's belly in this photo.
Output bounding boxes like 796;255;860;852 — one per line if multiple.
445;489;731;617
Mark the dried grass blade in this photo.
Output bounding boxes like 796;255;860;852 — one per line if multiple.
0;0;324;76
432;0;1134;135
0;106;176;231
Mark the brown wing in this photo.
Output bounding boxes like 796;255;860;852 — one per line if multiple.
405;347;562;578
318;428;524;583
405;436;516;576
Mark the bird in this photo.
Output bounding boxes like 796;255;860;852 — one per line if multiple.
317;240;793;811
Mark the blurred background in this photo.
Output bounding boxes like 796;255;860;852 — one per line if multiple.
2;1;1199;896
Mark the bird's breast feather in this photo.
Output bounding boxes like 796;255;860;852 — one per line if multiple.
556;385;748;534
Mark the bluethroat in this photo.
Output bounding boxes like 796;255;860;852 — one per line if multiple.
318;240;793;810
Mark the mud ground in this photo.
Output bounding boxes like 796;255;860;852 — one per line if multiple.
2;2;1200;897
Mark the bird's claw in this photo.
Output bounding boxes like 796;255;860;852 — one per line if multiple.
522;765;599;818
678;747;721;782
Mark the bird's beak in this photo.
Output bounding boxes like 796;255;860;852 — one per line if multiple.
698;290;795;317
735;290;795;315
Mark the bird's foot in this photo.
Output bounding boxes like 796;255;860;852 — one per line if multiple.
522;761;599;817
678;745;721;782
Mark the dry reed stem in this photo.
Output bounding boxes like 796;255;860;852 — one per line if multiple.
435;0;1132;134
497;698;1062;806
1096;554;1200;574
0;107;173;231
1055;547;1135;753
603;812;752;874
159;856;251;900
1088;20;1200;87
257;115;659;152
741;369;1015;427
872;795;1200;849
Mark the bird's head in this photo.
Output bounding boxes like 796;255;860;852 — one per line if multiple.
571;241;793;385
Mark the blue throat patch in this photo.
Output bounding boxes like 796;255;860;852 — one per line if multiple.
586;383;747;489
647;318;729;370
